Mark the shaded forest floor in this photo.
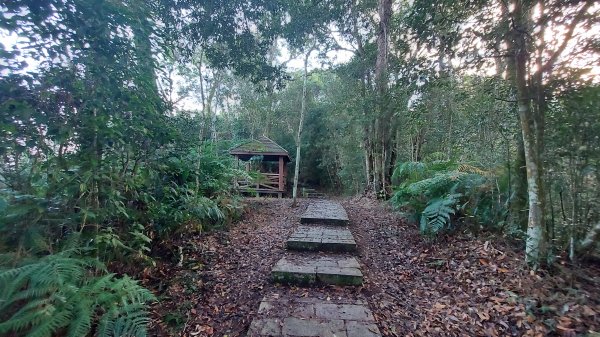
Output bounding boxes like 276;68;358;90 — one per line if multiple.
144;197;600;336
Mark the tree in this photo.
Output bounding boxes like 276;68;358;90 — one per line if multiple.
292;44;317;206
505;0;595;266
371;0;393;194
0;0;305;334
402;0;599;266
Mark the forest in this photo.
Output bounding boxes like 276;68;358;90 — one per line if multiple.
0;0;599;336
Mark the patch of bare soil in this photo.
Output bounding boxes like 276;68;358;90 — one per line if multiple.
147;197;599;337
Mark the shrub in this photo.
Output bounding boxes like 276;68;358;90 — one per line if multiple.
0;250;155;337
390;161;507;236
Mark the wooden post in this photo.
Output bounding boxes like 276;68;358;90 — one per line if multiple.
234;155;238;188
278;156;284;194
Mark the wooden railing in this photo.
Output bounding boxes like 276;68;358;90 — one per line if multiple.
236;173;284;193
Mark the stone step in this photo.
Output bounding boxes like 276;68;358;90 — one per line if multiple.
286;225;357;252
247;296;381;337
300;200;349;226
272;256;363;286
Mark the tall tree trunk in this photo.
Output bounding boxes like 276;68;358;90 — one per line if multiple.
513;133;529;231
360;69;375;192
211;86;219;141
501;0;528;233
292;46;314;206
351;4;375;192
373;0;392;195
510;0;547;266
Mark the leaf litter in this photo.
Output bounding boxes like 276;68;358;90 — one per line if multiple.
143;197;599;336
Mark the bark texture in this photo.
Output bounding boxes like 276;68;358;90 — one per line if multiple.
509;0;547;266
370;0;393;195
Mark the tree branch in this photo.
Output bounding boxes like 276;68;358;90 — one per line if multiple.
541;1;592;74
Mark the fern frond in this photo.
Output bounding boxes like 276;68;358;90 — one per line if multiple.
110;304;151;337
0;298;55;333
392;161;428;185
66;302;92;337
97;308;116;337
457;164;495;177
391;160;502;236
420;194;461;235
26;309;72;337
0;252;154;337
407;172;465;197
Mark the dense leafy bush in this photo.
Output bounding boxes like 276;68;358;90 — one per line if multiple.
0;120;245;335
147;144;243;236
390;161;508;236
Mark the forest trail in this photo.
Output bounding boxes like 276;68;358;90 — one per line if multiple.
248;199;381;336
150;198;599;336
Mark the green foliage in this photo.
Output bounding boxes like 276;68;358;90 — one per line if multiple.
390;161;459;213
147;143;243;236
545;85;600;249
0;1;256;330
0;250;155;337
420;193;462;235
391;161;507;236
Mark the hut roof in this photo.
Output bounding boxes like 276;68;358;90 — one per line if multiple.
229;136;291;162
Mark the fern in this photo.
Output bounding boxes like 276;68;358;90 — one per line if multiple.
406;172;464;197
391;160;458;186
392;161;428;185
457;164;494;177
391;160;504;236
0;251;155;337
420;193;462;235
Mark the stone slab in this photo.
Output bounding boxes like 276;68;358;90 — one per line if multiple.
271;258;316;285
286;226;357;252
314;304;375;321
300;200;349;225
283;317;346;337
247;297;381;337
346;321;381;337
272;256;362;286
248;318;282;335
316;266;363;286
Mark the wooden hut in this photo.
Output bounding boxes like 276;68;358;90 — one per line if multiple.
229;136;290;198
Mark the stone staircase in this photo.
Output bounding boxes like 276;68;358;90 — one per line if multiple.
286;225;357;252
247;200;382;337
299;201;350;225
272;256;363;286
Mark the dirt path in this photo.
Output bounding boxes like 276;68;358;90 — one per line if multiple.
149;197;599;336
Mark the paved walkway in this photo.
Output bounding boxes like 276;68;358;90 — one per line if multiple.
300;200;349;225
287;225;357;252
247;200;382;337
249;296;380;337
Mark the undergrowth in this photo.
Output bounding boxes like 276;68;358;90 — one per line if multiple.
0;249;155;337
0;130;248;336
390;161;508;236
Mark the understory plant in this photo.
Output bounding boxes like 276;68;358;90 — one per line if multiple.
0;138;245;336
147;143;245;236
390;161;508;236
0;249;156;337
